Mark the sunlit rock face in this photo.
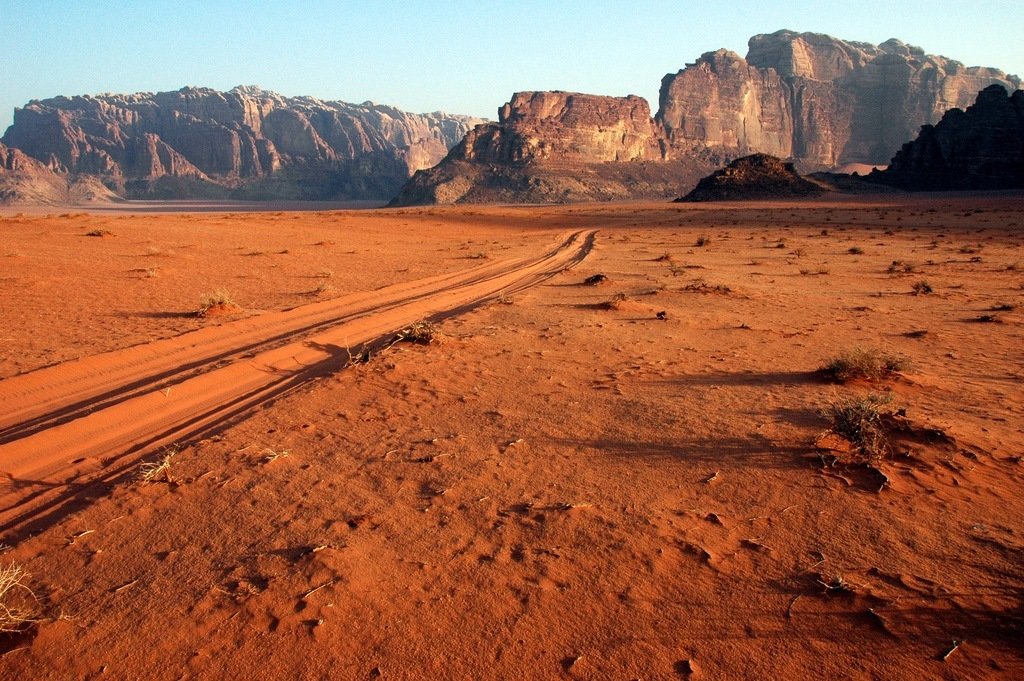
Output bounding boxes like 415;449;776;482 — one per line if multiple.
658;30;1020;169
2;86;484;200
392;30;1020;205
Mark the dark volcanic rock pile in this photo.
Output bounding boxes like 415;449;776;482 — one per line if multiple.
1;86;483;201
675;154;824;202
869;85;1024;190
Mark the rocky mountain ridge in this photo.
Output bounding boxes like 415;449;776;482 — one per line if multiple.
393;30;1019;205
1;86;484;201
661;30;1019;168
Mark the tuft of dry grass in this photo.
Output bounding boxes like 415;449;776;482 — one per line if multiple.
139;450;176;483
197;289;238;317
911;280;933;295
599;292;630;310
393;321;442;345
887;260;917;274
0;562;41;633
824;392;894;461
694;235;710;247
682;279;731;294
312;281;335;296
262;448;290;463
821;347;908;383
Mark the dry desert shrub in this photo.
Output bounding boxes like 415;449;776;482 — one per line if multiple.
682;278;731;294
393;321;442;345
824;393;894;461
0;562;40;633
887;260;917;274
139;450;176;483
911;280;933;295
694;235;711;247
599;292;630;310
312;281;335;296
821;347;908;382
197;289;239;317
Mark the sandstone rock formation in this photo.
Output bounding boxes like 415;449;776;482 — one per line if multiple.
470;92;663;164
394;30;1019;205
0;141;117;205
2;86;483;201
659;30;1020;169
868;85;1024;190
676;154;824;202
389;92;719;205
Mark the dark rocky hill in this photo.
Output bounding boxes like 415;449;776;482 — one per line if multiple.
675;154;824;202
867;85;1024;190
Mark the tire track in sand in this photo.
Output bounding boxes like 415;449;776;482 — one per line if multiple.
0;229;595;536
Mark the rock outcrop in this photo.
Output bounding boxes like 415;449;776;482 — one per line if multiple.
389;92;720;205
463;91;663;165
2;86;483;201
394;30;1019;205
676;154;824;202
659;30;1020;169
868;85;1024;190
0;141;117;204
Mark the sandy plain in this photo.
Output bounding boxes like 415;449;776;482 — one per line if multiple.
0;194;1022;679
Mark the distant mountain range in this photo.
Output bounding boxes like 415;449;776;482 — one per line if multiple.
393;30;1020;204
0;86;483;204
1;30;1020;205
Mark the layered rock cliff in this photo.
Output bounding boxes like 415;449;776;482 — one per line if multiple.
394;30;1019;205
658;30;1020;169
0;141;117;205
868;84;1024;190
390;92;717;205
2;86;484;201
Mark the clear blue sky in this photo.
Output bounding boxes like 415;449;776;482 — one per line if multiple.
3;1;1022;132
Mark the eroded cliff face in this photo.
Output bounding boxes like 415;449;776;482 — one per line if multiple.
0;141;117;205
455;92;662;165
870;85;1024;190
1;86;484;200
659;30;1020;168
395;30;1020;205
388;90;715;205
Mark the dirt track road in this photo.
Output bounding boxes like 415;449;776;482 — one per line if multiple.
0;229;595;534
